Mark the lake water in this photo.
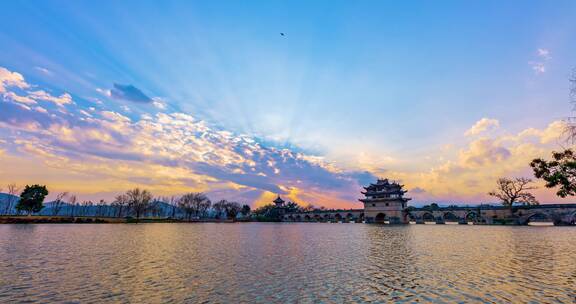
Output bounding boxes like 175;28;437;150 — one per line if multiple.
0;223;575;303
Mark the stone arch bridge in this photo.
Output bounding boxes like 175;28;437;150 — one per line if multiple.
283;209;364;223
283;204;576;226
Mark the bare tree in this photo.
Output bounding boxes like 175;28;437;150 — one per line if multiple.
126;188;153;222
149;198;162;217
166;196;179;218
302;203;316;212
68;195;77;216
212;199;227;219
563;68;576;143
488;177;539;207
223;201;242;220
113;194;129;217
199;198;211;218
4;184;20;215
160;196;179;219
178;194;195;221
178;193;210;221
51;192;69;216
241;204;251;217
95;200;107;217
81;201;93;216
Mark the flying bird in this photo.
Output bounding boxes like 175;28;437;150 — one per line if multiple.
280;32;285;36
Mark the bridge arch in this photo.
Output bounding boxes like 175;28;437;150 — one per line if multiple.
465;212;478;222
405;212;416;221
375;213;387;223
346;213;354;221
334;214;342;221
313;214;321;221
526;213;553;225
295;215;302;221
443;212;459;222
422;212;435;222
570;211;576;225
304;215;311;221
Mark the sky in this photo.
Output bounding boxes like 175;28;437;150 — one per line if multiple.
1;0;576;208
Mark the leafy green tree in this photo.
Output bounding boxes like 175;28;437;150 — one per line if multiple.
285;201;301;213
531;149;576;197
252;204;275;216
16;185;48;215
251;204;282;221
422;203;439;211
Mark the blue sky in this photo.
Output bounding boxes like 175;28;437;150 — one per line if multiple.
1;1;575;206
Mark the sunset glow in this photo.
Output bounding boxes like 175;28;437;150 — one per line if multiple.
1;1;576;208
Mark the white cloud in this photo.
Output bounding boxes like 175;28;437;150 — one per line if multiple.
96;88;111;97
34;66;52;76
529;61;546;74
100;111;131;123
0;66;379;207
388;120;566;203
29;90;73;106
0;67;29;93
79;109;92;117
465;118;500;136
518;120;564;144
152;98;167;110
1;67;72;107
459;138;511;168
528;48;551;75
537;48;551;60
3;91;37;105
34;106;48;113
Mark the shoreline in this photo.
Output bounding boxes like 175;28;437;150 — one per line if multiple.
0;215;567;226
0;215;240;224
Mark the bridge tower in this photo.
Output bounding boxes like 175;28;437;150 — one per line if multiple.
359;179;411;224
272;195;287;218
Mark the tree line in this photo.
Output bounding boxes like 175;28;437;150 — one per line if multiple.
0;186;251;222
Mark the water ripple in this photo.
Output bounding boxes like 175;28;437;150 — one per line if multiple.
1;224;575;303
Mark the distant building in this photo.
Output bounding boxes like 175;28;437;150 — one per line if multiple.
359;179;411;224
281;178;576;225
270;195;287;219
273;196;285;208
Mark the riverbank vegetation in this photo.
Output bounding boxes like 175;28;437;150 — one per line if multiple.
0;186;253;223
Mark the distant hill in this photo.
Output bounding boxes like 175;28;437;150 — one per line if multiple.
0;193;19;214
0;193;183;217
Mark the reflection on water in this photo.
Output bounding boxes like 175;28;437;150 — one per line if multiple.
1;223;575;303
